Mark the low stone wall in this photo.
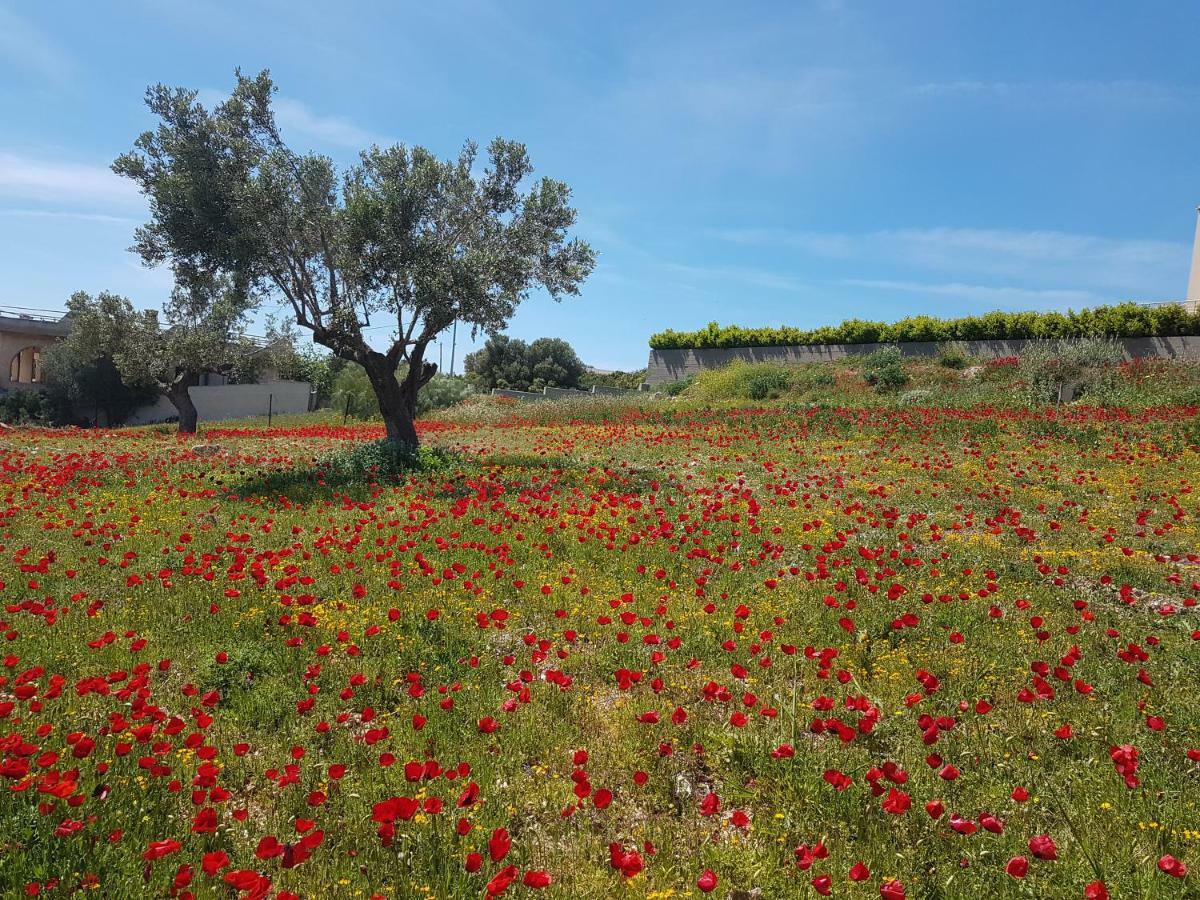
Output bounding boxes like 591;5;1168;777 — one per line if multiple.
645;335;1200;384
125;380;312;425
492;385;641;401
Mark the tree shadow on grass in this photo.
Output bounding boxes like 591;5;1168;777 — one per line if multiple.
226;440;467;504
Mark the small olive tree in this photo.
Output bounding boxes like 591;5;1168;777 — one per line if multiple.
114;69;594;447
59;282;260;434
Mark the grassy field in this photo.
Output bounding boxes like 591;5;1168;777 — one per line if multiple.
1;400;1198;898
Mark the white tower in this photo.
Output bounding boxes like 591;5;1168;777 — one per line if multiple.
1189;206;1200;309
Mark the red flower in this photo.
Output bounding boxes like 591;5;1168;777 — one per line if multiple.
697;869;718;892
1157;855;1188;878
880;880;906;900
485;864;519;896
608;843;644;878
849;861;870;881
881;788;911;815
522;871;552;888
1028;834;1058;861
202;850;230;876
142;839;182;861
1005;856;1028;878
488;827;511;863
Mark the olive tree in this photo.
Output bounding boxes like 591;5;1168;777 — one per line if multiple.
114;70;594;447
57;282;259;434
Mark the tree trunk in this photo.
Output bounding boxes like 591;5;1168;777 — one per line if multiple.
166;372;200;435
361;345;438;449
362;354;419;448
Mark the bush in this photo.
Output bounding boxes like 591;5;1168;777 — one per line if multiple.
936;342;971;369
316;440;457;484
329;365;377;420
862;347;909;392
0;390;51;425
1017;337;1124;403
899;388;936;406
649;302;1200;349
660;378;693;397
688;363;794;402
417;375;473;416
865;364;909;392
580;368;646;391
791;366;836;391
744;368;791;400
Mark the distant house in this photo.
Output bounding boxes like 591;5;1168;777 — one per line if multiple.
0;308;72;392
0;305;312;424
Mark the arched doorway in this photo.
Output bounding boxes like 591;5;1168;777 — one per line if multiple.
8;346;41;384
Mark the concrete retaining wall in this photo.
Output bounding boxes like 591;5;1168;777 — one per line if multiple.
645;335;1200;384
126;380;312;425
491;388;548;402
491;385;641;401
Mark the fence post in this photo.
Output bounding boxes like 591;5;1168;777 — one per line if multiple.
267;393;273;427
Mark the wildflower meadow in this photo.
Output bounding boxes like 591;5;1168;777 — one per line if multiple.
1;403;1198;899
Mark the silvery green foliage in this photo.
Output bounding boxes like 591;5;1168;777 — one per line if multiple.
114;70;594;445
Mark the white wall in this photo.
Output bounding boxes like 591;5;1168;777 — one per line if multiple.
126;380;311;425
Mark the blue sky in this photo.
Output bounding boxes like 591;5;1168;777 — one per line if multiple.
1;1;1198;371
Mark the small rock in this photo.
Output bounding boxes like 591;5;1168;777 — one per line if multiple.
671;772;694;811
191;444;225;457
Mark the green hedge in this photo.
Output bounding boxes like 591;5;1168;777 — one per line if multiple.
648;303;1200;350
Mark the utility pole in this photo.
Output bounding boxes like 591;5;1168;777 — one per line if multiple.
449;320;458;376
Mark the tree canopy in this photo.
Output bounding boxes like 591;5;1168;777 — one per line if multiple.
464;335;586;392
114;69;594;446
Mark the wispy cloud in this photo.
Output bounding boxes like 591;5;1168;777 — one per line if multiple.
0;207;139;225
0;152;143;207
0;7;73;85
198;89;384;149
843;278;1096;308
909;79;1186;108
664;261;809;292
714;226;1185;294
273;97;384;149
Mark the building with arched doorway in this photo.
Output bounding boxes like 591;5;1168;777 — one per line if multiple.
0;305;313;426
0;309;71;391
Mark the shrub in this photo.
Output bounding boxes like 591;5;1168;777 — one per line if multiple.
865;364;909;392
316;440;457;483
899;388;935;406
1017;337;1124;403
936;342;970;369
744;368;791;400
790;366;836;392
688;363;794;402
0;390;51;425
580;369;647;391
417;375;473;416
660;378;693;397
862;347;909;392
